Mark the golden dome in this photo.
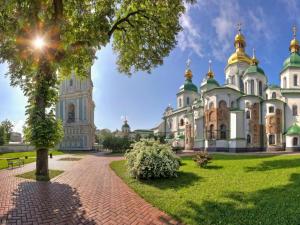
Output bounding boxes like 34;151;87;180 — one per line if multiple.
185;69;193;79
251;48;259;65
228;51;252;65
290;25;300;53
227;26;251;65
206;60;214;78
290;38;299;53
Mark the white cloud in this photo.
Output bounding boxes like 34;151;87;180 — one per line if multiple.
13;119;25;134
177;3;204;57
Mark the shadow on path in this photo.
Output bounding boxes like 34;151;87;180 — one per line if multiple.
0;181;96;225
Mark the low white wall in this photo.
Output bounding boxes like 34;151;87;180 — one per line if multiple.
286;136;300;148
0;144;34;153
216;140;229;148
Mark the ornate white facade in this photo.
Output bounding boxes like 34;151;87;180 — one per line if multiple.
56;69;95;150
155;27;300;152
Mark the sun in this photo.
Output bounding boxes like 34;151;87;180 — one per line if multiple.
32;36;45;50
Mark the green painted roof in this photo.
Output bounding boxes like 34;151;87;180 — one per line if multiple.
244;64;265;76
282;52;300;71
206;78;220;86
286;123;300;136
180;78;198;92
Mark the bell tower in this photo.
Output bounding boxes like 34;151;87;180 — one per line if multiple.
56;69;95;150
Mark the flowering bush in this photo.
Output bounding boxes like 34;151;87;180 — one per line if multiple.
193;151;212;168
125;140;180;179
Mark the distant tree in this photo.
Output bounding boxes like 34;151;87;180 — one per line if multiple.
0;126;6;146
1;119;14;143
135;133;141;142
0;0;195;180
96;129;112;144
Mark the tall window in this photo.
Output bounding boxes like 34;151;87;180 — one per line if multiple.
266;94;268;100
246;110;251;119
269;134;275;145
209;102;214;109
269;106;275;113
293;137;298;146
294;75;298;86
247;134;251;144
272;92;276;99
67;104;75;123
180;119;184;126
219;100;227;108
259;81;263;96
209;124;214;139
220;124;226;139
179;98;182;107
293;105;298;116
250;80;255;94
283;77;287;88
231;101;235;108
70;79;73;87
187;97;190;105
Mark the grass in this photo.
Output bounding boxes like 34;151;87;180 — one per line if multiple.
0;150;64;170
16;169;64;181
110;154;300;225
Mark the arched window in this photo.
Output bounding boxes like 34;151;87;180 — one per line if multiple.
266;94;268;100
259;81;263;96
271;92;276;99
70;79;73;87
67;104;75;123
247;134;251;144
180;119;184;126
294;74;298;86
187;97;190;105
293;105;298;116
269;134;275;145
231;101;235;108
219;100;227;108
246;110;251;119
250;80;255;94
293;137;298;146
209;124;214;139
220;124;226;139
269;106;275;113
283;77;287;88
179;98;182;107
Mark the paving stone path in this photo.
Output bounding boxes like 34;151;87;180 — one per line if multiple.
0;153;180;225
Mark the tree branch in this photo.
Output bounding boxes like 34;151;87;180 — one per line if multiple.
108;10;146;38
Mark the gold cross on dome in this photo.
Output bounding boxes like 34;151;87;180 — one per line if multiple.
186;58;192;69
293;25;297;38
208;59;212;71
237;22;242;34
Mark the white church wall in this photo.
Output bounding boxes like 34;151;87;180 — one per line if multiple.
285;94;300;128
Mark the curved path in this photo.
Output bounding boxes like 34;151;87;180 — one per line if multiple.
0;153;180;225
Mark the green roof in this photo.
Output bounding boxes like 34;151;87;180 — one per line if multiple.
206;77;220;86
286;123;300;136
282;52;300;72
180;78;198;92
244;64;265;76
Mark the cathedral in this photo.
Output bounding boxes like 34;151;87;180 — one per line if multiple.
56;69;95;150
154;26;300;152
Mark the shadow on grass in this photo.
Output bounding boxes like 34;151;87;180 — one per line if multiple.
178;173;300;225
245;158;300;172
211;154;276;161
140;171;201;190
204;165;223;170
0;181;96;224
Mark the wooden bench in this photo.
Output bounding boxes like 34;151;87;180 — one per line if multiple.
7;158;25;169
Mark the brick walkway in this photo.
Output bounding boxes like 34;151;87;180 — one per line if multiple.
0;153;180;225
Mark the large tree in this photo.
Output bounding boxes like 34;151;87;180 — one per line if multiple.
0;0;194;180
1;119;14;143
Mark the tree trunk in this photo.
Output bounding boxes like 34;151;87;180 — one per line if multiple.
36;148;49;180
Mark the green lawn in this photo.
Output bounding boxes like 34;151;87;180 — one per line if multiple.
0;150;64;170
111;154;300;225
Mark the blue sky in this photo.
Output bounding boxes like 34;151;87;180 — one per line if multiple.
0;0;299;132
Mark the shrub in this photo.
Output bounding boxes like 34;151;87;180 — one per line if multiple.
125;140;180;179
193;151;212;168
102;135;132;153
